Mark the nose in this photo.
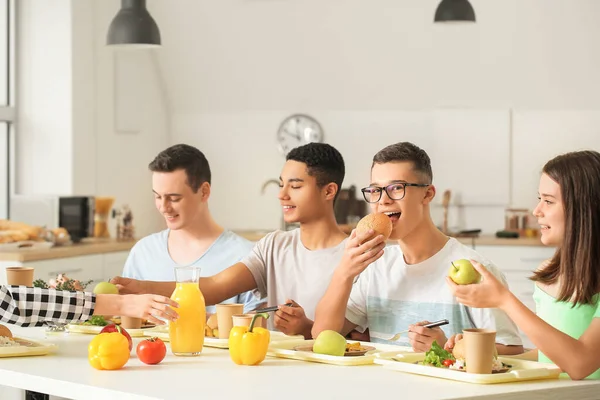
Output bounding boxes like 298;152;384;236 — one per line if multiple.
278;185;289;201
158;198;171;212
378;189;394;206
532;202;542;218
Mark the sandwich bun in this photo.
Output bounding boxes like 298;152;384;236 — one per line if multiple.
355;213;393;241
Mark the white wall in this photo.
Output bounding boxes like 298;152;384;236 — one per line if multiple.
148;0;600;233
16;0;73;195
14;0;169;237
15;0;600;236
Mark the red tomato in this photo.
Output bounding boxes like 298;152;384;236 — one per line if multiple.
100;324;132;351
136;337;166;365
443;359;455;367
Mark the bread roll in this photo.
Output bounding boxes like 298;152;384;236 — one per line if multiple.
355;213;393;241
0;324;13;338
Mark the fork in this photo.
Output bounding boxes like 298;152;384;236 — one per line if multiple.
381;319;450;341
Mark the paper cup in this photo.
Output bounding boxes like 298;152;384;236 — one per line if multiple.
120;316;142;329
232;313;268;329
216;304;244;339
6;267;34;287
463;328;497;374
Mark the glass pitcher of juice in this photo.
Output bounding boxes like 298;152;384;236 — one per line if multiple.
169;266;206;356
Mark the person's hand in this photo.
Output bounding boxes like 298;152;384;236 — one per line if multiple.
121;294;179;326
110;276;146;295
446;260;511;309
444;333;463;352
407;320;448;353
274;299;312;339
337;229;386;280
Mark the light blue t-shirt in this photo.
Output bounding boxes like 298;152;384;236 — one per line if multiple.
122;229;262;313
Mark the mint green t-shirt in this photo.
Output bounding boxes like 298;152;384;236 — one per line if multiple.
533;284;600;379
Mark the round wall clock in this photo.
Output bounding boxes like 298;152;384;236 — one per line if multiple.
276;114;324;155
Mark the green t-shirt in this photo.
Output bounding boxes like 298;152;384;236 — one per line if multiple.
533;284;600;379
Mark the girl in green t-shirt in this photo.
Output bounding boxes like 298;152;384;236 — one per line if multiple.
447;150;600;380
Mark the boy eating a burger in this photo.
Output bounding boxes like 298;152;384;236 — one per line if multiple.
313;142;524;356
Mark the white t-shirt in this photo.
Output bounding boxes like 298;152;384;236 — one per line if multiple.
243;229;347;329
346;238;522;346
122;229;261;313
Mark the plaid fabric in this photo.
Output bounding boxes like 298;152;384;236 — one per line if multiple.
0;285;96;327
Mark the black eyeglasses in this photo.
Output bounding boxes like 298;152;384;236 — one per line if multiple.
361;182;430;203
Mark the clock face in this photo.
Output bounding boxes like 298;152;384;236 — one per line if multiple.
277;114;324;155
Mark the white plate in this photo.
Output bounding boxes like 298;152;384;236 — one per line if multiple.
374;351;562;384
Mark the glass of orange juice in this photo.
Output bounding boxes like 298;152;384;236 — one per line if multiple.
169;266;206;356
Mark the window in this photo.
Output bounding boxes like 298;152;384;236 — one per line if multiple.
0;0;15;219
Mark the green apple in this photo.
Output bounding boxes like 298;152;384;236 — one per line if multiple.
313;330;347;356
448;259;481;285
93;281;119;295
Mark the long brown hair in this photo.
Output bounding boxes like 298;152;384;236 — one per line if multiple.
531;150;600;306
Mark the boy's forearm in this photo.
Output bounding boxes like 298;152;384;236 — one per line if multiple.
312;271;354;337
145;281;176;297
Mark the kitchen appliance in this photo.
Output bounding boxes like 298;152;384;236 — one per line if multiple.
10;195;95;242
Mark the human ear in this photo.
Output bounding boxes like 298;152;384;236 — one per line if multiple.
200;182;211;201
324;183;338;201
423;184;436;205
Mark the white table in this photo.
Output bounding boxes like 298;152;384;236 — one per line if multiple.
0;327;598;400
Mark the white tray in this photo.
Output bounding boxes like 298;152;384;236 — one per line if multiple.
268;339;412;366
66;323;157;337
374;351;562;384
143;327;303;349
0;337;58;358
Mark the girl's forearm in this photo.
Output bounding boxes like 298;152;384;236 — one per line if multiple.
501;294;597;379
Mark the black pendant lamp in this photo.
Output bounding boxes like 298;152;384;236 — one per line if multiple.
434;0;476;23
107;0;161;48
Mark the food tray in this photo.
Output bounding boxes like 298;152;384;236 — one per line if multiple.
0;337;58;358
143;327;303;349
374;351;562;384
267;339;411;366
66;323;156;337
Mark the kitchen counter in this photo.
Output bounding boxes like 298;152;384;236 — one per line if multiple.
0;238;136;262
234;230;545;247
1;327;599;400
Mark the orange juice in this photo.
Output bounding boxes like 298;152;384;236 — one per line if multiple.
169;282;206;355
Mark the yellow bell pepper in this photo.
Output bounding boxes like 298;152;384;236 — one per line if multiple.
88;332;130;370
229;313;270;366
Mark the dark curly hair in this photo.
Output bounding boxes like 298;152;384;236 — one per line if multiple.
286;143;345;201
148;144;211;193
372;142;433;184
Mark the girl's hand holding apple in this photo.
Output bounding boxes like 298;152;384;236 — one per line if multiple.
446;259;511;310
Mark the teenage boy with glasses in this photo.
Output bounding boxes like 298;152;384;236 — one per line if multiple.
112;143;348;339
313;142;524;355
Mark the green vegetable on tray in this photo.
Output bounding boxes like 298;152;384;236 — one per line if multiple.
423;340;455;367
81;316;109;326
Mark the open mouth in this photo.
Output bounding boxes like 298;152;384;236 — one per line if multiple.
282;205;296;213
384;211;401;223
